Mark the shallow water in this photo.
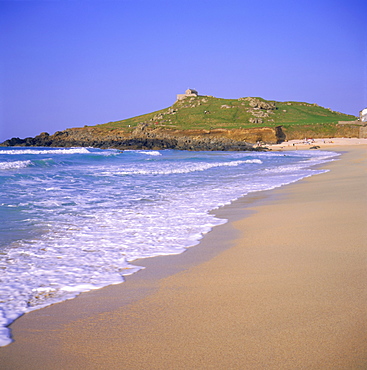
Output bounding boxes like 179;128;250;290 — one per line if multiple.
0;147;339;346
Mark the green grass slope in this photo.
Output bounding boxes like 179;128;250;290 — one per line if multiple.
96;96;357;133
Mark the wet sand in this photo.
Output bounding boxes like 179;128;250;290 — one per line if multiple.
1;145;366;369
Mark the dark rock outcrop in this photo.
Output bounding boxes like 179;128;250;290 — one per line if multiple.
1;119;288;151
275;126;286;144
1;127;263;151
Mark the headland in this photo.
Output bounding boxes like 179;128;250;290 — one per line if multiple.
1;94;364;151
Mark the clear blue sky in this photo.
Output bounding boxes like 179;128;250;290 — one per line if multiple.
1;0;366;141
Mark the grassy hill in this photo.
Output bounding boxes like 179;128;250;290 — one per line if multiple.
1;95;360;149
96;96;357;134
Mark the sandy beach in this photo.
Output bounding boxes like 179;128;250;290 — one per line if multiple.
267;137;367;151
1;143;366;369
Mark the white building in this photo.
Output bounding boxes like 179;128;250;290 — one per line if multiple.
360;108;367;122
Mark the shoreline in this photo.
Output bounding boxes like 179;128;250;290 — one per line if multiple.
1;144;366;369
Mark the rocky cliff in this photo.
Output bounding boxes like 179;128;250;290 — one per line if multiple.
1;124;283;151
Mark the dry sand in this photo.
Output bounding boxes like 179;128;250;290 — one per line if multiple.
1;145;366;369
267;137;367;151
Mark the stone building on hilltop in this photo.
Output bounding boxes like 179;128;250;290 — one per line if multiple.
177;89;198;101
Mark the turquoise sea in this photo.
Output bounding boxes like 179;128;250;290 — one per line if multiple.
0;147;339;346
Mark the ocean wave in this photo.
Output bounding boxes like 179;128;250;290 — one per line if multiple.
0;160;32;170
135;150;162;156
104;159;262;176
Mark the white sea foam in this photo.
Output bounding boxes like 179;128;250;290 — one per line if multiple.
136;150;162;156
105;159;262;176
0;148;91;155
0;160;32;170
